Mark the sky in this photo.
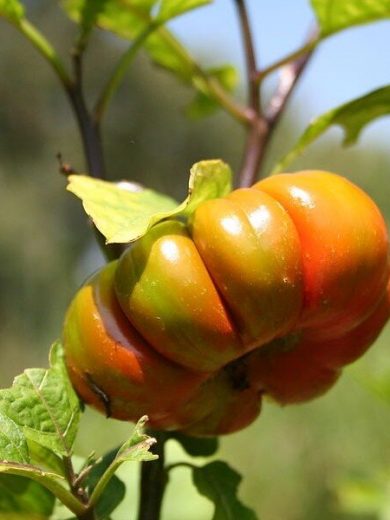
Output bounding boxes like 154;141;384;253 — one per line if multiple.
169;0;390;143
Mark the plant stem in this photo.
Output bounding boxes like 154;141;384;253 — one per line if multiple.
66;87;107;179
62;456;98;520
255;35;320;84
234;0;260;113
94;24;159;123
77;508;98;520
17;18;72;90
234;0;268;187
235;10;317;185
137;431;168;520
265;28;318;126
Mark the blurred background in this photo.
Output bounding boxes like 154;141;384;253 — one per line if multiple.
1;1;390;519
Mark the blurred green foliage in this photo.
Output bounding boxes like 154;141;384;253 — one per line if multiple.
1;1;390;519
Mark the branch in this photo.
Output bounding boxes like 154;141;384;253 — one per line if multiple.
266;28;318;126
255;33;320;84
233;0;269;188
234;0;260;114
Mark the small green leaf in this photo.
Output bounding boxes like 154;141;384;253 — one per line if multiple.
187;65;238;118
192;461;258;520
116;416;157;463
67;159;232;244
274;85;390;172
0;342;81;457
0;414;29;464
89;417;157;509
157;0;211;21
311;0;390;36
170;432;219;457
0;0;24;24
0;474;55;517
176;159;232;216
86;448;126;518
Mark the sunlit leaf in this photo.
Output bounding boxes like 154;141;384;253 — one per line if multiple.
157;0;211;21
192;461;258;520
67;159;232;244
311;0;390;36
63;0;157;49
0;343;81;456
67;176;178;244
177;159;232;215
274;86;390;172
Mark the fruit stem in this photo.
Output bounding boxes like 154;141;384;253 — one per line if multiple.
137;431;168;520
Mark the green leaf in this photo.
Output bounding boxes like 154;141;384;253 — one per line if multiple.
0;413;29;464
26;440;65;476
192;461;258;520
274;86;390;172
0;342;81;457
67;159;232;244
115;416;157;463
311;0;390;36
187;65;238;118
86;448;126;518
157;0;211;21
176;159;232;216
62;1;234;105
170;432;219;457
0;0;24;24
0;474;55;517
62;0;157;48
0;462;84;517
67;176;178;244
89;417;157;509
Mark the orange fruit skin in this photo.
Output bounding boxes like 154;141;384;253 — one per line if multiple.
246;281;390;405
256;171;389;339
63;171;390;434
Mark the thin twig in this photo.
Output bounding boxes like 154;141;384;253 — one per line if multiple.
266;28;318;126
234;0;269;188
234;0;260;113
94;24;158;123
255;33;320;84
